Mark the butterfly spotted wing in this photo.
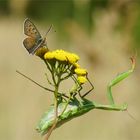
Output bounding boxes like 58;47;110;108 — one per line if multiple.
23;18;46;54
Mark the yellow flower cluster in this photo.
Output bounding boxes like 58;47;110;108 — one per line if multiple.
43;49;88;84
44;50;79;64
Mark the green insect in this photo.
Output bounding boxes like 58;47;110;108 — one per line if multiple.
36;99;127;135
35;57;135;135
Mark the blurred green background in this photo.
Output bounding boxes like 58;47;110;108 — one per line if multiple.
0;0;140;140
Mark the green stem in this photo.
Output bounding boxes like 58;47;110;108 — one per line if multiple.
60;93;72;116
44;60;52;72
45;82;59;140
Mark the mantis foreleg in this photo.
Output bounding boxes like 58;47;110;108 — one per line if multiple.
107;57;135;105
94;57;135;111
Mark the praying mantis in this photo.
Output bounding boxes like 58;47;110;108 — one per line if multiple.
35;57;135;136
17;57;135;138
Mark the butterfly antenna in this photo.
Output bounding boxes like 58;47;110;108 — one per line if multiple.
45;24;53;36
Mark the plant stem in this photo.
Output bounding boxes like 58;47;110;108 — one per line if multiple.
45;79;60;140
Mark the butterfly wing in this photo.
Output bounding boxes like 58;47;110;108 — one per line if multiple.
23;37;37;54
24;18;42;39
23;18;45;54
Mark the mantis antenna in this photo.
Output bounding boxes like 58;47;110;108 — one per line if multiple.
16;70;69;99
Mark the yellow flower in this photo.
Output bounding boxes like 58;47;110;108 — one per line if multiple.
75;68;87;75
73;63;80;68
66;53;79;64
44;51;55;60
77;76;87;84
54;50;67;61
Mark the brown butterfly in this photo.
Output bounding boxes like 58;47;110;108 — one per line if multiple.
23;18;52;54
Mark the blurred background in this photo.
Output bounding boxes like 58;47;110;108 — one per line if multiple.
0;0;140;140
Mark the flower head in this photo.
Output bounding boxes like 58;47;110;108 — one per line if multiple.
74;68;87;76
77;76;87;84
66;53;79;64
73;63;80;68
54;50;67;61
44;51;55;60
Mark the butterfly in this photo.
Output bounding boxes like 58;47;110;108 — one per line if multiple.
23;18;52;54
